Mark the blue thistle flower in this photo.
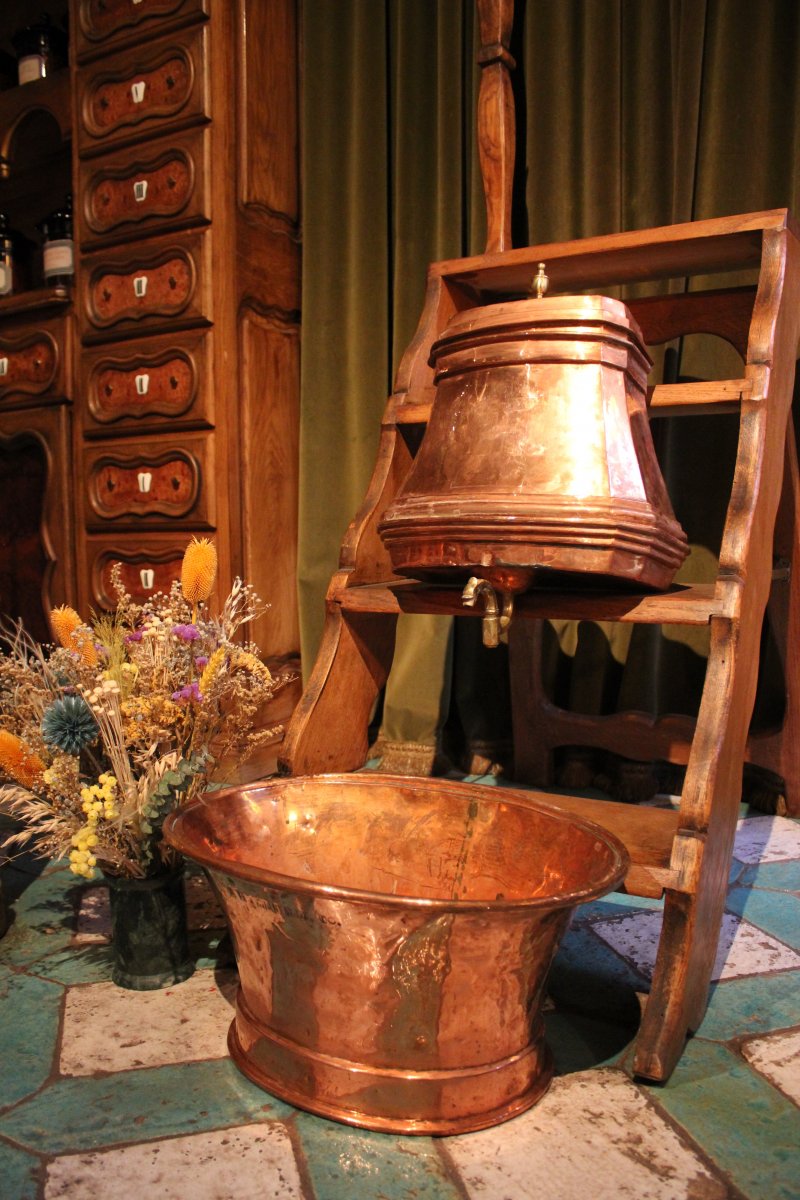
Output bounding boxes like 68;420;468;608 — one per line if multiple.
41;696;99;755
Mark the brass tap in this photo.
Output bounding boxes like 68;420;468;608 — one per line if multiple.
461;577;514;648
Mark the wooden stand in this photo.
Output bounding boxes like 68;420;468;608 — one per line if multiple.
281;208;800;1082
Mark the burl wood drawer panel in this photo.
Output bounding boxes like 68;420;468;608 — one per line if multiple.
83;432;214;528
82;328;212;434
74;0;208;63
79;126;209;246
86;535;191;609
81;229;211;341
77;23;209;154
0;317;70;406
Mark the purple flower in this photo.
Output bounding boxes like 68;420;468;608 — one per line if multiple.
125;630;143;643
194;655;208;668
172;623;200;642
171;681;203;703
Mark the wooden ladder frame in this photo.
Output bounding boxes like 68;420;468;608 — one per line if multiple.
281;208;800;1081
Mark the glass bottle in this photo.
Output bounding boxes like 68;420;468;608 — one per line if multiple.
11;14;67;86
40;195;74;287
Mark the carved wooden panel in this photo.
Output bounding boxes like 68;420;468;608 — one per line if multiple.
82;328;212;433
75;0;209;63
239;308;300;656
80;127;208;244
81;229;211;339
83;432;213;527
0;331;59;403
237;0;299;227
77;24;209;152
89;539;188;609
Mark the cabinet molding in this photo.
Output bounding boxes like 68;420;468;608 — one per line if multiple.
0;331;59;403
75;0;208;62
83;432;214;527
90;541;187;608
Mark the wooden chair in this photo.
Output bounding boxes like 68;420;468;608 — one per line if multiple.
281;3;800;1081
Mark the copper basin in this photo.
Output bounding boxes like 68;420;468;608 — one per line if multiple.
164;773;628;1134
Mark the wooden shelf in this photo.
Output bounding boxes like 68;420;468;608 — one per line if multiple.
337;579;723;626
0;285;71;318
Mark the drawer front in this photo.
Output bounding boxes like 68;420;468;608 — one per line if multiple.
84;433;213;527
0;331;60;403
80;127;209;244
82;328;212;433
82;229;210;339
78;24;208;152
88;538;189;608
75;0;208;62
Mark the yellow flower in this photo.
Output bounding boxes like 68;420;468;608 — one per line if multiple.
0;730;46;788
181;538;218;604
50;606;98;667
198;646;227;696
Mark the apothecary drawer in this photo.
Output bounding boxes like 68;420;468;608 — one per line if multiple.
83;432;214;527
81;229;211;340
74;0;208;63
79;127;210;246
77;23;209;153
86;534;192;609
82;328;212;433
0;323;68;405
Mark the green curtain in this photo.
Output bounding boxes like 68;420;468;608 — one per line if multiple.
298;0;800;773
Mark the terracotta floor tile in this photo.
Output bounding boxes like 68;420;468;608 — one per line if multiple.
592;908;800;981
59;969;237;1075
741;1027;800;1105
43;1121;304;1198
445;1068;729;1200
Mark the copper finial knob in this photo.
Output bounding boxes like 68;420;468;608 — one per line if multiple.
533;262;549;299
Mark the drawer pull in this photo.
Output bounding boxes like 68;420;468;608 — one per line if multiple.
140;568;155;590
133;180;149;203
131;81;147;104
0;358;7;377
134;373;150;395
137;472;153;494
133;275;148;298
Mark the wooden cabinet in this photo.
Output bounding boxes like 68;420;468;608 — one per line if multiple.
0;1;75;637
0;0;300;739
70;0;301;673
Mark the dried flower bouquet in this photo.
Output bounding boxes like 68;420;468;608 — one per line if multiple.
0;539;287;880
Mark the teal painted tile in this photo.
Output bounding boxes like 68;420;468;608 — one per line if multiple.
644;1039;800;1200
725;886;800;951
576;892;664;922
30;942;114;986
0;867;79;967
544;1008;634;1075
738;859;800;892
548;923;648;1024
0;972;62;1107
294;1114;462;1200
0;1058;294;1154
0;1140;42;1200
696;970;800;1042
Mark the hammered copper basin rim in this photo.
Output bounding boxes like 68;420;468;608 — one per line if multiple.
163;773;629;911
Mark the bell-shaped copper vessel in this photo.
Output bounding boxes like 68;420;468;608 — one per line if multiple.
379;293;688;594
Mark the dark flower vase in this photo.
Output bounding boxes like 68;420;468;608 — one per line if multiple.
106;866;194;990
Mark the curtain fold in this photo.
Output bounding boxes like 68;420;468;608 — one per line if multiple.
299;0;800;773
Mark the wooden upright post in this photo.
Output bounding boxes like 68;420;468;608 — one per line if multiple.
476;0;516;253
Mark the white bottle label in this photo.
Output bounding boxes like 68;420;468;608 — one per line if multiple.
18;55;46;85
0;262;10;296
43;239;74;280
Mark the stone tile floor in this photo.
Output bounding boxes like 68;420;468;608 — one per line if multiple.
1;803;799;1199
